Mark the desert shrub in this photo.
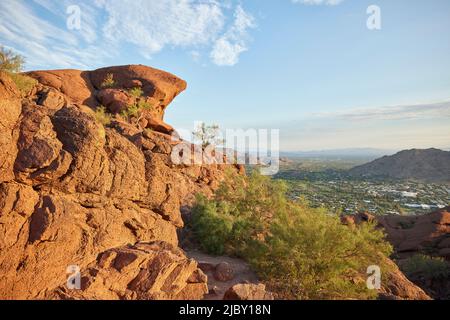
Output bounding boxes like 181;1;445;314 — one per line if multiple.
402;254;450;279
120;100;153;124
191;171;393;300
0;46;25;72
128;87;143;98
101;73;116;88
94;105;112;126
8;73;37;97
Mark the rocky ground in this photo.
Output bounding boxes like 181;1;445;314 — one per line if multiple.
186;250;267;300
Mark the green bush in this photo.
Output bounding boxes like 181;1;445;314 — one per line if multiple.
128;87;143;98
8;72;37;97
191;171;393;300
94;105;112;126
120;100;153;124
402;254;450;279
101;73;116;88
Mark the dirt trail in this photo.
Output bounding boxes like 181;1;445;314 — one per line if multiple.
186;250;260;300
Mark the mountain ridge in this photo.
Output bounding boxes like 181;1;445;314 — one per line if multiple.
349;148;450;183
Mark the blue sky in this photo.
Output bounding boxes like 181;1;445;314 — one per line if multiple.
1;0;449;151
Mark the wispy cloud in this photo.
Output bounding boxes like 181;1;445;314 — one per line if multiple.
210;5;256;66
0;0;109;69
97;0;225;56
291;0;344;5
313;101;450;121
0;0;256;69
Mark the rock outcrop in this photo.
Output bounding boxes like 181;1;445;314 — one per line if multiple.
377;207;450;260
345;207;450;260
0;66;242;300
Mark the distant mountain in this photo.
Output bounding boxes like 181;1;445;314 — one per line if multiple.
281;148;396;160
349;148;450;182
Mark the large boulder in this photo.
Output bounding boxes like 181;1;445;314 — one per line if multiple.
26;69;97;107
89;65;187;118
27;65;187;122
49;242;208;300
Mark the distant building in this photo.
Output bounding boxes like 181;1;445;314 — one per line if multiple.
401;191;418;198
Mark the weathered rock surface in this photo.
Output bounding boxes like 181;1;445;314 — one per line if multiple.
49;242;208;300
345;208;450;260
223;284;274;301
0;66;242;300
377;207;450;259
378;257;431;300
0;72;22;183
27;64;186;121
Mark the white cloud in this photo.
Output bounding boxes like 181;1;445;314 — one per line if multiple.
0;0;256;69
0;0;105;69
292;0;344;5
210;5;256;66
97;0;225;56
313;101;450;121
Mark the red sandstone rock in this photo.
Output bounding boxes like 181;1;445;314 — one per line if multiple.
0;72;21;183
0;65;241;300
26;69;97;107
376;207;450;259
97;88;135;114
223;284;274;300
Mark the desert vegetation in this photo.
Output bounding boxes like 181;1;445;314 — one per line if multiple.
0;46;37;97
95;74;155;129
402;254;450;279
120;98;154;125
191;170;393;299
94;105;112;126
101;73;116;88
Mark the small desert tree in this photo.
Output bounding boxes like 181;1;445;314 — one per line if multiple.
119;87;154;129
192;122;225;149
0;46;25;73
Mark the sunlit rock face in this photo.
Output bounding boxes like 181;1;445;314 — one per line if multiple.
0;66;243;300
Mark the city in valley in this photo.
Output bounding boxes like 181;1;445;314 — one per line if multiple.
276;158;450;216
